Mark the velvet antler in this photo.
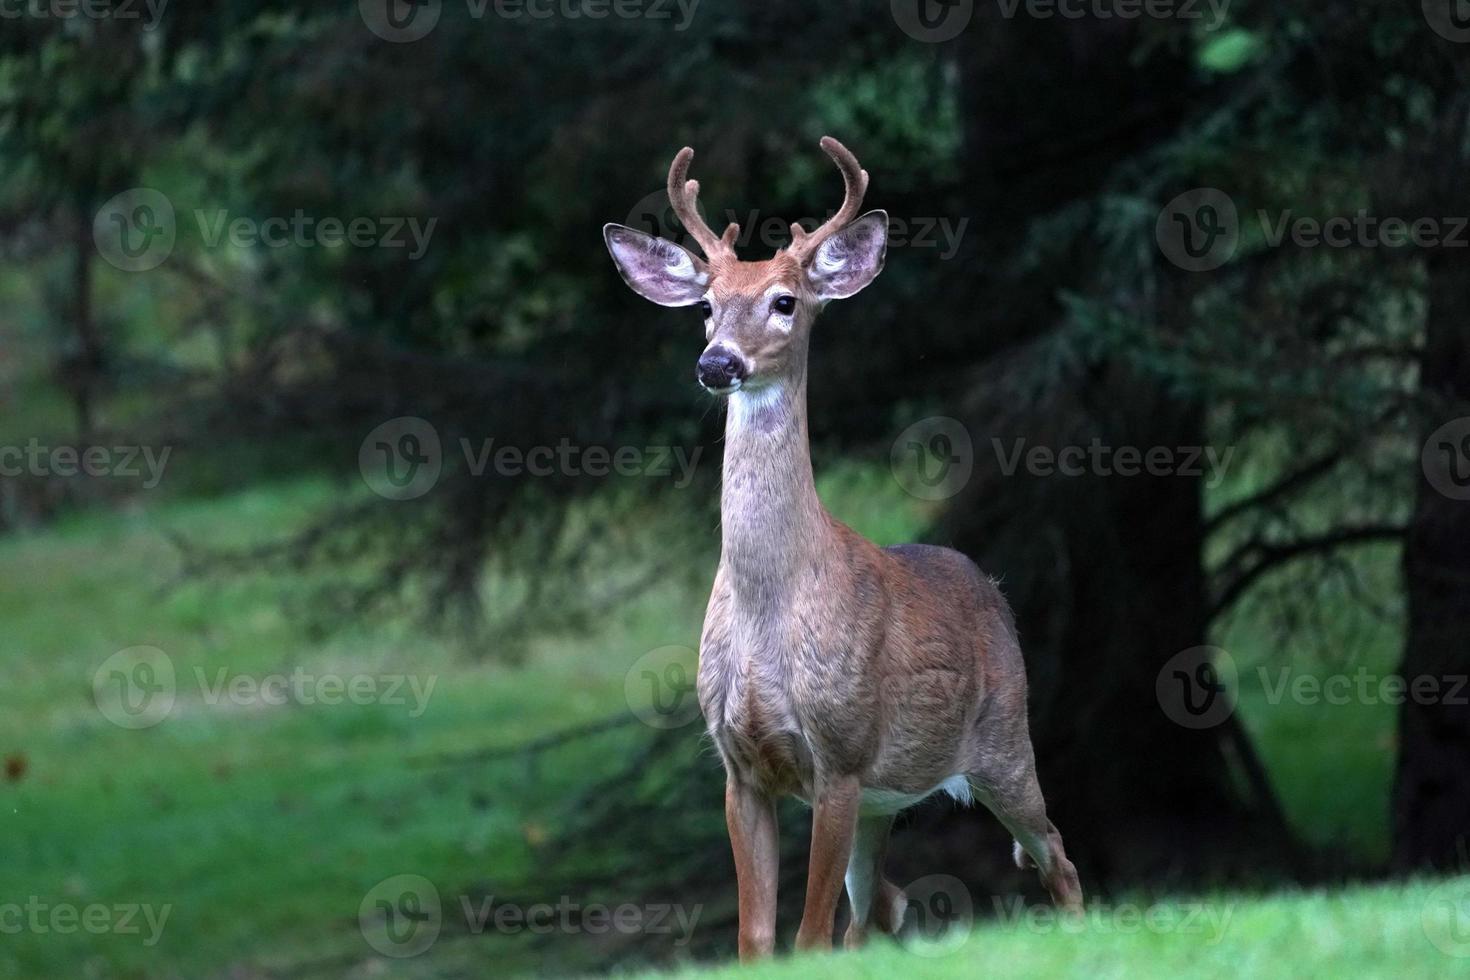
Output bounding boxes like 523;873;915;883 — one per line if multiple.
667;146;740;263
785;136;869;263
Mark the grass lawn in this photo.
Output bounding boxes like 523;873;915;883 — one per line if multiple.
637;877;1470;980
0;438;1450;978
0;476;674;977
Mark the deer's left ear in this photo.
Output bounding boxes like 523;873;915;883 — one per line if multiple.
805;210;888;300
603;223;710;307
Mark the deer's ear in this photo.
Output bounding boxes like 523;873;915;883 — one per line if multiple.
806;210;888;301
603;223;710;307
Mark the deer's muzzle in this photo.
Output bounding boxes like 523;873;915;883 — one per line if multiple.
697;345;748;393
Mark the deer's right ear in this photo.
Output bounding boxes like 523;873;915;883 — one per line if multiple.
603;224;710;307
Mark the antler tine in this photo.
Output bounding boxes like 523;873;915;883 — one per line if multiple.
667;147;736;262
788;136;869;262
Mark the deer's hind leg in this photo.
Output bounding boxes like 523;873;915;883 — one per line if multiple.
842;812;907;948
967;756;1083;912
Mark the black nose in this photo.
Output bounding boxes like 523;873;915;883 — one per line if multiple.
696;348;747;390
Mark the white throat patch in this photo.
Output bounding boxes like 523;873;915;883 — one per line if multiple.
728;384;787;434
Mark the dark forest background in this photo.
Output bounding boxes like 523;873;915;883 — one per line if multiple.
1;1;1467;977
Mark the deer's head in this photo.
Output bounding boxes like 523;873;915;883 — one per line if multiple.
604;137;888;397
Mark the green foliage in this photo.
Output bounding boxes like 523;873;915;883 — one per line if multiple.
1198;29;1266;75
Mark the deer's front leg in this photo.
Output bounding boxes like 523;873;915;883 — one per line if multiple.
725;776;779;962
794;774;861;952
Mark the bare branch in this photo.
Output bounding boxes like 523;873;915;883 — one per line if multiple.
1210;523;1406;621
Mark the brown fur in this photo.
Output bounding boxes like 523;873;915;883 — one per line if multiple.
696;273;1082;956
610;138;1083;960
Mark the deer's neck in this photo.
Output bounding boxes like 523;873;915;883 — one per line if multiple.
719;375;831;600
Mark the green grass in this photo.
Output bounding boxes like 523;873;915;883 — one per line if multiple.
1225;556;1403;865
636;877;1470;980
0;475;702;978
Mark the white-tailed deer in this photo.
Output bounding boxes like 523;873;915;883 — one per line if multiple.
604;137;1082;959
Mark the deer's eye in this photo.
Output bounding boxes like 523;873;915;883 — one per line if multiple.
697;300;712;318
772;295;796;316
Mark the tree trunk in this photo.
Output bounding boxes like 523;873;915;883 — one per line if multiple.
1391;246;1470;872
931;12;1282;884
936;367;1288;884
67;203;103;438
